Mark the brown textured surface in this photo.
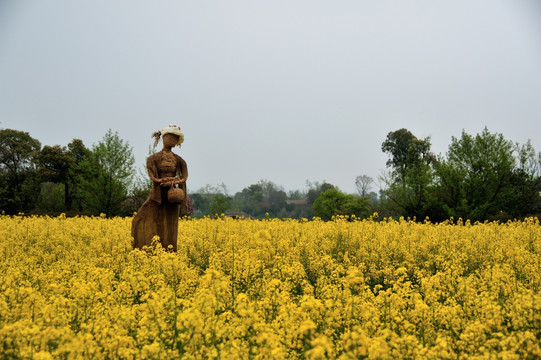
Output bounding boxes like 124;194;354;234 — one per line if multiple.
132;134;187;251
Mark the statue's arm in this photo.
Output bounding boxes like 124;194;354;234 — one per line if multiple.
177;157;188;183
146;156;162;184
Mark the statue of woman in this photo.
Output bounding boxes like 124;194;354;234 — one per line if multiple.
132;125;188;251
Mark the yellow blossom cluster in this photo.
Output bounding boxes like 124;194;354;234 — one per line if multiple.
0;215;540;359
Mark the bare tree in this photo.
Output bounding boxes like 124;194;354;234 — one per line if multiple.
355;175;373;197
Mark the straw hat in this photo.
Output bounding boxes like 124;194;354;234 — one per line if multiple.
153;124;184;147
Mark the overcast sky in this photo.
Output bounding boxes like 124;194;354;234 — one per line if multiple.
1;1;540;194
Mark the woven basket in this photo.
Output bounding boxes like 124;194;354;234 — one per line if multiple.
167;185;185;203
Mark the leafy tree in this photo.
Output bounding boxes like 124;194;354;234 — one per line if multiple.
505;142;541;217
312;188;370;221
0;129;41;213
287;189;305;200
306;181;335;206
36;140;91;212
382;129;432;184
37;145;71;184
233;183;266;217
257;179;287;216
434;128;516;221
231;180;290;218
66;139;91;211
191;183;231;217
210;194;230;215
381;129;435;218
78;129;135;216
268;188;287;215
36;182;65;213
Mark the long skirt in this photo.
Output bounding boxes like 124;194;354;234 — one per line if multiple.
131;188;180;251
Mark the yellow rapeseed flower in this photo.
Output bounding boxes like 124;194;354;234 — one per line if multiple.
0;216;539;358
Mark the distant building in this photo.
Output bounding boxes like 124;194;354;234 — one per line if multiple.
285;198;308;206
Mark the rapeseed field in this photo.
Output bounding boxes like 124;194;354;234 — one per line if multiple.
0;215;539;359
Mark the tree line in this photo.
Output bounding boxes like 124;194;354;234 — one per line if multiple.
190;180;370;221
1;127;540;221
0;128;135;216
378;127;541;222
186;127;541;222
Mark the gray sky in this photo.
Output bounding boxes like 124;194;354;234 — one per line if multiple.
1;1;540;194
